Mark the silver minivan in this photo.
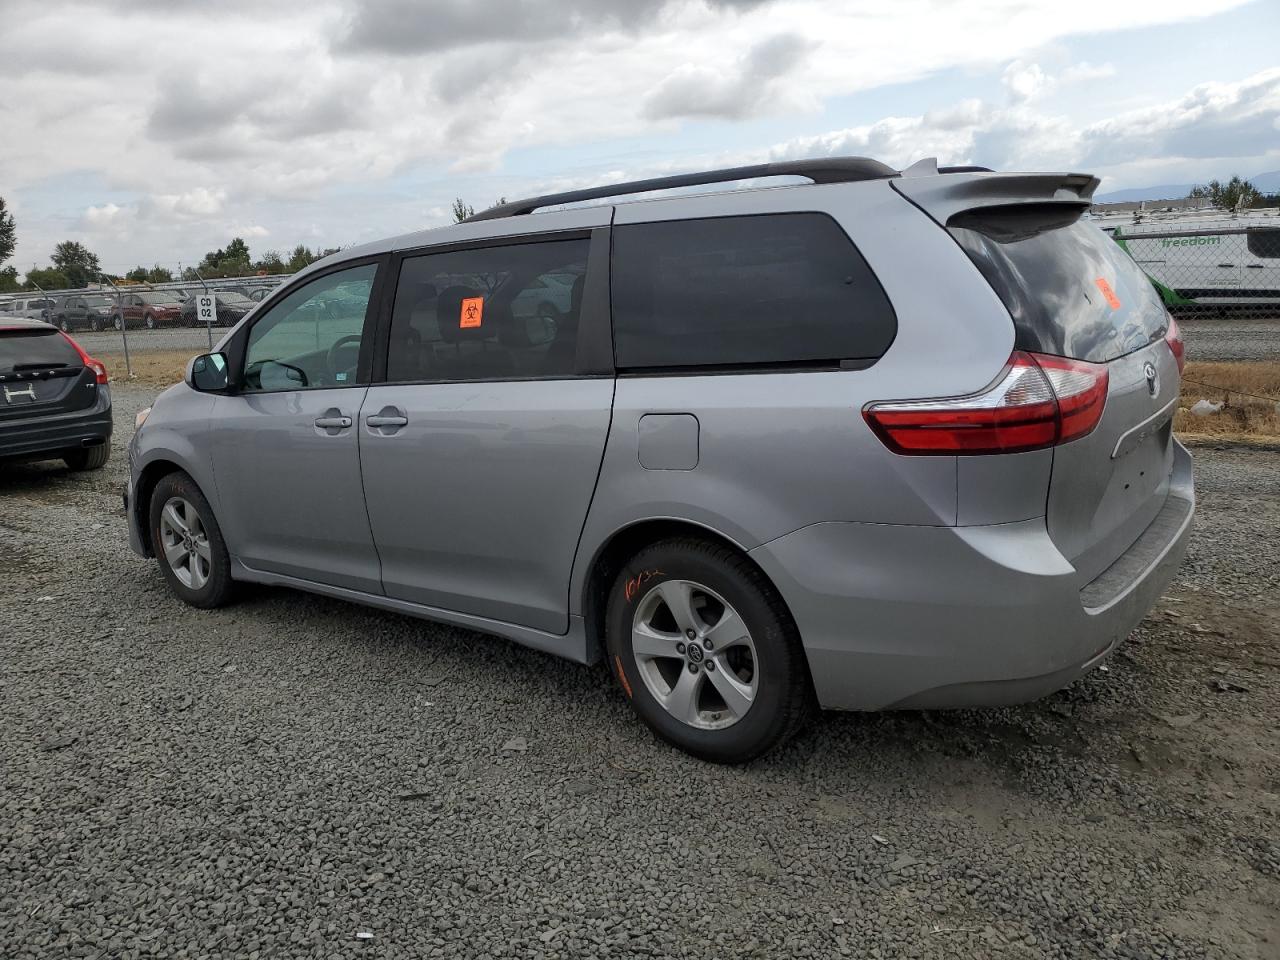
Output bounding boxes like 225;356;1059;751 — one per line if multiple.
126;158;1194;762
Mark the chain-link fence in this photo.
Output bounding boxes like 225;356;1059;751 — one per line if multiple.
0;273;289;375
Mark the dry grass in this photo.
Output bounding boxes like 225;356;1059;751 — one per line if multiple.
1175;360;1280;442
98;351;1280;442
100;350;193;388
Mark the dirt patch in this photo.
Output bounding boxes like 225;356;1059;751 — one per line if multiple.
1175;360;1280;441
99;349;194;388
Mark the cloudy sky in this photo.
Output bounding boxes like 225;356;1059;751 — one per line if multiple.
1;0;1278;276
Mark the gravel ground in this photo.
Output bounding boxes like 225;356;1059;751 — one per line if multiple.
1;383;1277;960
73;328;221;356
1180;316;1280;362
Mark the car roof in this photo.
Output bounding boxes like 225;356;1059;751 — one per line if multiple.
1;317;57;331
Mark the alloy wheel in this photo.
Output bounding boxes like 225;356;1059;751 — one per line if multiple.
159;496;212;590
631;579;758;730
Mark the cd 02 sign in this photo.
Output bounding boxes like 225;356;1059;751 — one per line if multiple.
196;294;216;326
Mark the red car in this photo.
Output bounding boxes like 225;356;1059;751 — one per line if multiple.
110;291;186;330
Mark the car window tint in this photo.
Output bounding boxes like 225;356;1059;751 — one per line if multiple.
0;328;81;374
386;238;590;383
611;213;896;370
243;263;377;393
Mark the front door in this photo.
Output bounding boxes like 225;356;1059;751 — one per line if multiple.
209;261;384;593
359;235;612;634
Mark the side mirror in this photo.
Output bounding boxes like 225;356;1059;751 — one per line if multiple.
186;352;230;392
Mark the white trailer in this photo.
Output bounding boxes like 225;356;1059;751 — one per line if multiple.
1090;207;1280;308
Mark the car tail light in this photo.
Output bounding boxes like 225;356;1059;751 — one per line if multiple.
863;351;1108;455
59;331;109;384
1164;317;1185;375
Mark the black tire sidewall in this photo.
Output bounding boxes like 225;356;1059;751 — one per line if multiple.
605;542;802;763
149;472;234;608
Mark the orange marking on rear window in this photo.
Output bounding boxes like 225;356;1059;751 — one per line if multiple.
1094;277;1121;310
459;296;484;328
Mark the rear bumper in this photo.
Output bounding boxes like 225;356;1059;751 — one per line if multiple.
749;441;1195;711
0;389;113;463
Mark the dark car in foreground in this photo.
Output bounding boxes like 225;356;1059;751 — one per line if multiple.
1;318;112;470
178;291;258;328
52;294;115;332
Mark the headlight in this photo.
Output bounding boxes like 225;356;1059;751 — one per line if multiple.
135;406;152;430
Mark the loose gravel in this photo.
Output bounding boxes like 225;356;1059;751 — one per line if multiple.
1;383;1277;960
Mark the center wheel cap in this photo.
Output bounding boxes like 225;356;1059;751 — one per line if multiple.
687;643;704;663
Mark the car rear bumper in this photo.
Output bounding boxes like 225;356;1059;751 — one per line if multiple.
0;389;113;463
749;440;1195;711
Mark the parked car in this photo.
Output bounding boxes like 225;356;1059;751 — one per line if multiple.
124;158;1193;763
52;294;115;332
216;283;280;302
178;291;258;328
1;317;112;470
110;291;186;330
4;297;55;322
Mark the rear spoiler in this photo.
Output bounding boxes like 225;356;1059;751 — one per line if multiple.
892;171;1100;227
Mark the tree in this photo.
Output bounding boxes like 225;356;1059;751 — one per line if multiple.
50;241;101;288
196;237;253;278
1188;176;1262;211
0;266;19;293
254;249;287;274
452;198;475;223
0;196;15;266
125;264;174;284
24;266;70;290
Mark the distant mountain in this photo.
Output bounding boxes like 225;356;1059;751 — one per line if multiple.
1096;170;1280;203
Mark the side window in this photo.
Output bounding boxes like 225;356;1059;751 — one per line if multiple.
1247;229;1280;259
243;263;377;393
611;213;897;370
386;237;590;383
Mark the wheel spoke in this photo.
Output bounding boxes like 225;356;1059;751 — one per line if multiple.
162;501;188;536
703;607;749;651
662;667;704;724
657;580;700;636
192;536;211;562
632;621;680;660
707;658;754;718
163;538;187;567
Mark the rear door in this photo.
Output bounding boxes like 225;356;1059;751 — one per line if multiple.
937;192;1182;580
0;324;96;426
359;230;613;634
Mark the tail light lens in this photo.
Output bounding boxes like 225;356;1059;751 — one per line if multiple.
59;331;109;384
863;351;1108;455
1164;317;1185;374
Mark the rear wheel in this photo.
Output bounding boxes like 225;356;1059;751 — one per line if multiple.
144;313;157;330
63;444;109;471
58;317;70;331
149;471;235;608
605;538;812;763
112;315;123;331
91;316;103;332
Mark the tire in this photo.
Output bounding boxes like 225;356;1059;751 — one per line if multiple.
605;538;812;763
144;313;156;330
148;471;236;609
58;317;69;331
91;317;103;332
63;444;109;471
112;315;123;331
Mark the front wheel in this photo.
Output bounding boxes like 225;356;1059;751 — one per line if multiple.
605;538;813;763
149;471;236;609
144;313;157;330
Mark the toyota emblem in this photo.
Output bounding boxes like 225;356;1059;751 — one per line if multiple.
1143;361;1159;397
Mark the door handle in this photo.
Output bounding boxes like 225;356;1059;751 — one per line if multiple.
1217;263;1234;268
1246;263;1264;269
366;414;408;428
314;416;352;429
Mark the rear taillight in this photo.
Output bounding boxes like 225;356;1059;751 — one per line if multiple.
59;331;109;385
1164;317;1185;375
863;351;1108;456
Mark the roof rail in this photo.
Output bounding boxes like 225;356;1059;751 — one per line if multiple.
464;156;899;222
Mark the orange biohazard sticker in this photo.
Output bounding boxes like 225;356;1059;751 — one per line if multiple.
459;296;484;329
1094;277;1121;310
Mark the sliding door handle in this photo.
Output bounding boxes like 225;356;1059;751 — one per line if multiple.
366;414;408;428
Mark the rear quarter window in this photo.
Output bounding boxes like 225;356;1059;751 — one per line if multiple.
610;212;896;370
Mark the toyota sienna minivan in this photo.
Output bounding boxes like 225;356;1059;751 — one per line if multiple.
125;158;1193;762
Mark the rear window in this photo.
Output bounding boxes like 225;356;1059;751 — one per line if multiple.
611;213;896;370
1247;228;1280;259
948;206;1167;363
0;328;80;374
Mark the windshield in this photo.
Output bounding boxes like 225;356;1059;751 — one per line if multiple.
145;293;184;305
